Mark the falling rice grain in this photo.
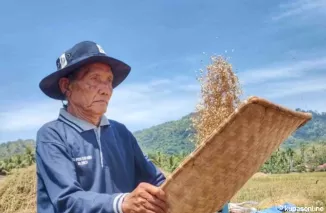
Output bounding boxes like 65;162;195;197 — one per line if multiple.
191;55;243;146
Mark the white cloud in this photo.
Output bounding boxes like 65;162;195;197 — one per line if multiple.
148;79;171;87
0;76;198;134
261;78;326;99
141;54;204;73
272;0;326;21
2;55;326;141
106;77;198;130
0;101;61;132
237;56;326;111
238;57;326;85
107;97;194;129
178;84;199;92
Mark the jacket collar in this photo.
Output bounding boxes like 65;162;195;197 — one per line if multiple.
58;108;110;133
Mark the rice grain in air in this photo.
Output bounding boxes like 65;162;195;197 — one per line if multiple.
191;55;243;146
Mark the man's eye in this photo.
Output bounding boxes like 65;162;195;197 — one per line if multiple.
107;77;113;83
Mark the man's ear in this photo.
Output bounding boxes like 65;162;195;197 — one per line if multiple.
58;78;71;97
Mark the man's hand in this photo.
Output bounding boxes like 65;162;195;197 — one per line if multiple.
122;182;169;213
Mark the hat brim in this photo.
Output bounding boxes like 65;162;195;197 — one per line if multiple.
39;55;131;100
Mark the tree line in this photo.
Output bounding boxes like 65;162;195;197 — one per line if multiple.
0;146;35;175
0;141;325;175
148;141;326;174
260;141;326;173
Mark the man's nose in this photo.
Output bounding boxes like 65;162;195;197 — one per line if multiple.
98;83;112;95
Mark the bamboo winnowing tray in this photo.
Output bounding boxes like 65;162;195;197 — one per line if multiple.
160;96;312;213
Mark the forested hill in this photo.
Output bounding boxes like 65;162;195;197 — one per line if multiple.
134;113;196;155
134;109;326;154
289;109;326;142
0;109;326;158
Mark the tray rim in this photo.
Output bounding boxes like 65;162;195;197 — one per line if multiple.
160;95;312;190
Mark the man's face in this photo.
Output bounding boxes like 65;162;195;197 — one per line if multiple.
61;62;114;116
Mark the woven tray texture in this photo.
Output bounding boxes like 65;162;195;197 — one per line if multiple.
160;96;312;213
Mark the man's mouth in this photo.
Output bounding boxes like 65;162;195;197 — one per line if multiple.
94;100;108;104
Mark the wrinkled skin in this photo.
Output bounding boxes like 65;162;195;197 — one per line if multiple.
58;62;113;126
122;182;169;213
59;63;169;213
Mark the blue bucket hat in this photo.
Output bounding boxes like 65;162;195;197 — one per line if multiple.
39;41;131;100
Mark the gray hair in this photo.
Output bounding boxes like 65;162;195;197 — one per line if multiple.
62;69;79;109
61;66;91;109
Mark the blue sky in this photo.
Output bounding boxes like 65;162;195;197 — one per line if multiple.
0;0;326;142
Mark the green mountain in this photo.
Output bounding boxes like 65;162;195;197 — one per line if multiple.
134;109;326;154
133;113;196;155
0;109;326;159
285;109;326;147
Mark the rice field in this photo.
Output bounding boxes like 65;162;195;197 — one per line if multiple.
0;166;325;212
0;176;5;184
0;166;36;213
231;172;326;209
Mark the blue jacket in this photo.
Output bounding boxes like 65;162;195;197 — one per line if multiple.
36;108;166;213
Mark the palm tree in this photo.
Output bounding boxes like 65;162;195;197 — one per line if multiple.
278;151;289;173
23;146;35;166
300;143;306;163
147;153;160;166
4;158;15;171
311;145;316;154
148;151;166;169
0;161;8;175
286;147;295;172
11;155;23;169
168;155;182;172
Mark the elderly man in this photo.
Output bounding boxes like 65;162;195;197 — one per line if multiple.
36;41;168;213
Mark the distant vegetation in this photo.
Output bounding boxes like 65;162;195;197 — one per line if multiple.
133;113;196;155
0;139;34;160
0;109;326;175
0;146;35;175
134;108;326;155
146;142;326;174
260;142;326;173
285;109;326;146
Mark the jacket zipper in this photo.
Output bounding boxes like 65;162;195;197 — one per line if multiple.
94;127;104;168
